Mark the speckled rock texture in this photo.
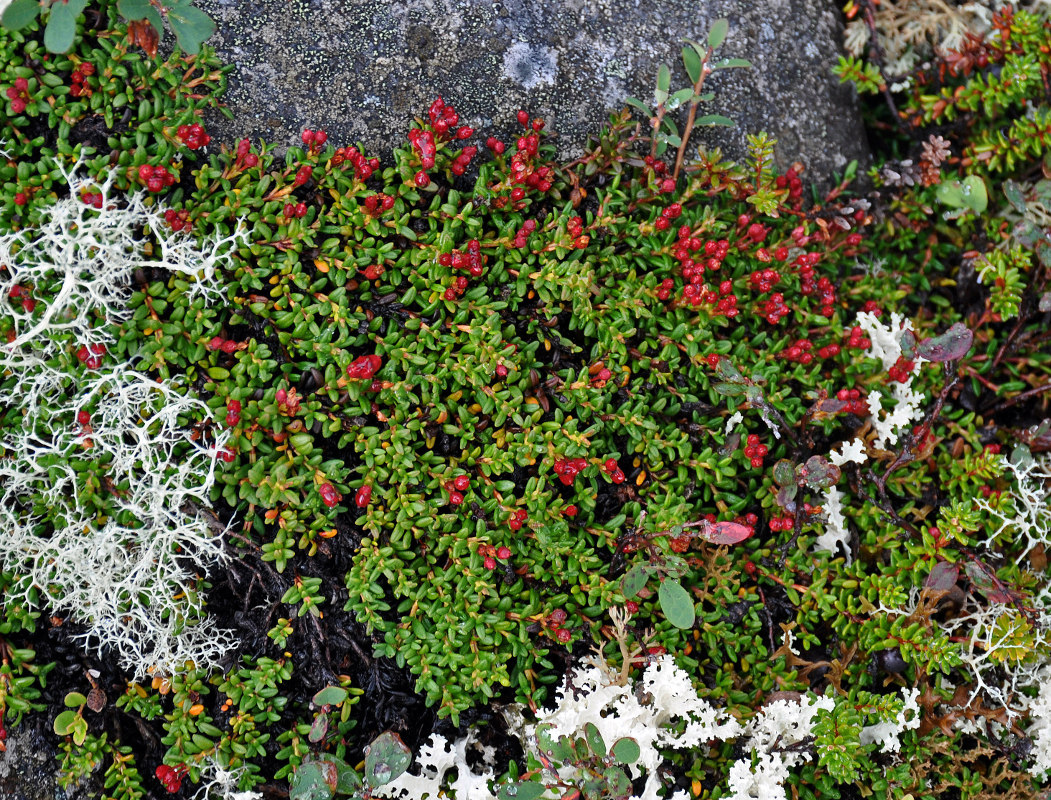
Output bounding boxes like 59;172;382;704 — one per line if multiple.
195;0;869;185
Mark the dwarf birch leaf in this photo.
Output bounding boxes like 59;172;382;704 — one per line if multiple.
916;323;973;362
621;563;652;598
611;737;641;764
925;562;959;591
704;521;754;545
659;579;695;628
708;18;729;49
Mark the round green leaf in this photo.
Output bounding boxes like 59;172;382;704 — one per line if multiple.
312;686;349;706
658;579;695;629
621;563;652;599
364;731;412;787
611;737;641;764
1;0;41;31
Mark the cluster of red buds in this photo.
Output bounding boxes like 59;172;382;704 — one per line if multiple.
301;128;328;155
749;268;780;293
743;434;768;469
888;356;916;383
225;398;241;427
69;62;95;98
331;145;379;181
566;215;589;249
176;122;210;150
508;508;528;531
757;292;789;325
6;77;30;113
546;608;572;643
438;239;484;277
76;343;106;369
163;208;193;233
206;336;242;354
486;136;506;155
347;354;382;380
603;457;625;484
553;457;589;486
363;193;395;215
283;201;308;221
775;167;804;204
835;388;869;415
156;764;186;793
429;96;470;139
444;474;471;505
513;218;538;249
652;201;683;232
234;138;259;169
845;326;871;350
480;543;513;570
275;387;301;415
138;164;176;193
8;284;35;313
781;338;814;365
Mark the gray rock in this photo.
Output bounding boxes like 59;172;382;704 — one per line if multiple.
194;0;869;186
0;721;98;800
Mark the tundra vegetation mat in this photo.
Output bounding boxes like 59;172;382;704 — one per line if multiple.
2;2;1051;799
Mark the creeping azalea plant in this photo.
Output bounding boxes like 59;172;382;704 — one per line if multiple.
1;4;1051;800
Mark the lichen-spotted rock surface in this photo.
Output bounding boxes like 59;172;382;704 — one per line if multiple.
196;0;869;183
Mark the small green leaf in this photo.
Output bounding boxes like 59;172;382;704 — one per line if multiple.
915;322;973;362
658;579;695;629
53;709;78;735
309;715;328;743
312;686;349;706
364;731;412;787
116;0;151;20
611;737;641;764
1003;180;1027;213
682;45;702;84
621;563;652;598
43;0;87;53
695;114;735;127
64;692;87;708
714;57;751;69
167;0;216;54
584;722;606;757
708;18;729;49
1;0;41;31
289;762;335;800
498;782;547;800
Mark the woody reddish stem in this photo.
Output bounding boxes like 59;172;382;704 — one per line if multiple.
672;46;713;183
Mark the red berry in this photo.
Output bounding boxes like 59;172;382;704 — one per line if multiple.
449;491;464;505
76;410;90;426
555;628;572;644
625;601;639;614
414;171;430;188
496;546;511;560
216;447;235;463
549;609;567;625
243;153;259;167
454;475;470;491
355;485;372;508
294;166;313;187
10;98;25;114
13;192;26;206
484;556;497;569
564;504;578;517
517;109;530;126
